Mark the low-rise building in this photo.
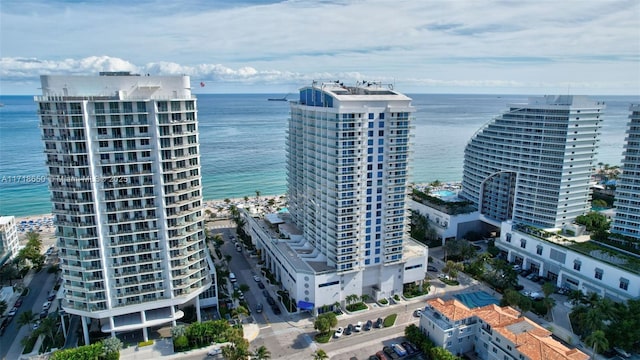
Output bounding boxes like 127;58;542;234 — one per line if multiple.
243;209;428;314
420;298;589;360
496;221;640;301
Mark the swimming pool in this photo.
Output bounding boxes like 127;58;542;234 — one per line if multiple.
454;291;499;308
433;190;457;197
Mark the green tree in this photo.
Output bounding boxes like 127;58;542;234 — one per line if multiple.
542;296;556;320
102;336;122;360
253;345;271;360
17;310;35;328
360;294;370;303
584;308;604;332
314;316;330;334
222;343;249;360
442;260;464;280
171;324;186;338
35;316;57;346
312;349;329;360
518;296;533;314
568;289;585;305
584;330;608;360
542;282;556;298
239;284;250;293
345;294;358;305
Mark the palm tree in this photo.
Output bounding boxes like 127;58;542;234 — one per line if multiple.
253;345;271;360
568;289;585;305
312;349;329;360
542;296;556;321
35;316;57;348
360;294;370;303
345;294;358;305
0;300;7;315
17;310;35;328
585;330;609;360
584;308;604;332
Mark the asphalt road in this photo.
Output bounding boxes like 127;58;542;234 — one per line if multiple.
1;264;58;360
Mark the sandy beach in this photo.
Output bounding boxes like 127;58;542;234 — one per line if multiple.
14;194;288;247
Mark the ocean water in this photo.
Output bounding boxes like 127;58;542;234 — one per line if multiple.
0;93;636;217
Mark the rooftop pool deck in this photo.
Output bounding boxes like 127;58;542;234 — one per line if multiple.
454;291;500;308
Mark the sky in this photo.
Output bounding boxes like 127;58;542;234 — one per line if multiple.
1;0;639;95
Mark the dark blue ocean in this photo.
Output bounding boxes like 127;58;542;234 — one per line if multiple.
0;93;637;217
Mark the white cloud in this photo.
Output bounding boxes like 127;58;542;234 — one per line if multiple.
1;0;638;94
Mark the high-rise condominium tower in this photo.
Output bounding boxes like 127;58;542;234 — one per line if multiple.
611;104;640;243
460;95;605;228
36;73;210;342
287;81;414;271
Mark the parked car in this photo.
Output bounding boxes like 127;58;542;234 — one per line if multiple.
262;290;270;297
334;327;344;338
413;308;422;317
391;343;408;357
355;321;362;332
383;346;400;360
614;347;631;358
47;293;56;302
39;310;48;319
526;273;536;280
33;320;41;330
427;265;438;272
519;269;532;277
8;307;17;317
256;303;263;313
266;296;275;305
257;282;265;289
364;319;373;331
271;305;281;315
14;298;23;307
530;275;541;282
253;275;261;282
345;324;353;335
207;347;222;356
402;341;417;355
376;351;390;360
375;317;383;328
513;284;525;291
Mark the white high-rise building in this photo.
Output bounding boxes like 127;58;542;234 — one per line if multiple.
611;104;640;243
35;73;210;342
0;216;19;266
240;81;428;310
460;95;605;228
288;81;414;271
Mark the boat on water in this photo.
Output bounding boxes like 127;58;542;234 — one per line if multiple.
267;94;289;101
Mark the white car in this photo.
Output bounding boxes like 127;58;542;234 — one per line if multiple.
354;321;362;332
253;275;261;282
207;347;222;356
414;308;422;317
42;301;52;311
334;327;344;338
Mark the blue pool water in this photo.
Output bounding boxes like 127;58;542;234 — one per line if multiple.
433;190;457;197
454;291;500;308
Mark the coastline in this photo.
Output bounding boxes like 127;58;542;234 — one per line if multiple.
15;194;289;245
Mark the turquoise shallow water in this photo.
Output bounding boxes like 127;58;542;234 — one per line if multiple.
0;93;636;217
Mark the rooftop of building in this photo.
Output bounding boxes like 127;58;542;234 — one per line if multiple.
425;297;589;360
509;221;640;275
0;216;15;226
247;209;427;275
